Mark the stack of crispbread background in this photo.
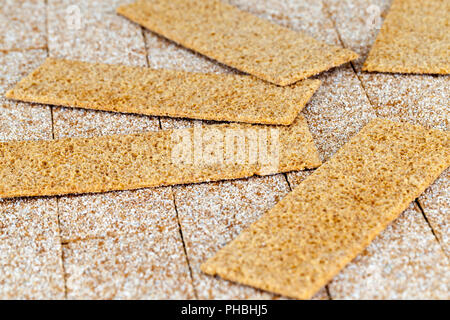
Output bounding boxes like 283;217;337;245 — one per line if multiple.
0;0;448;300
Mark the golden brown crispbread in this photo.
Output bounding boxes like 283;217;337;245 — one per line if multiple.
5;58;320;126
201;119;450;300
116;0;358;85
363;0;450;74
0;115;321;198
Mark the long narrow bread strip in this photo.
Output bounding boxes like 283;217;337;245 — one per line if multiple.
116;0;358;86
201;119;450;299
0;115;321;198
363;0;449;74
5;58;321;126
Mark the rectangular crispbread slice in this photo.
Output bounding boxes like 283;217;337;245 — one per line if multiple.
5;58;321;126
201;118;450;300
0;115;321;198
363;0;449;74
116;0;358;85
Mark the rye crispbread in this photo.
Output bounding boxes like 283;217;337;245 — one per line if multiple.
201;119;450;299
5;58;320;126
363;0;450;74
117;0;358;85
0;115;321;198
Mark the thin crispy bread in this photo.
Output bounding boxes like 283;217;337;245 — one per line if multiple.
201;119;450;299
363;0;449;74
5;58;320;126
0;115;321;198
116;0;358;85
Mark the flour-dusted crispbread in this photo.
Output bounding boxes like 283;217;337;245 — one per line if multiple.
6;58;320;125
363;0;450;74
117;0;357;85
202;119;450;299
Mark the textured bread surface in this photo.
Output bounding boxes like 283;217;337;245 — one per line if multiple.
201;118;450;299
63;225;195;299
2;0;448;301
363;0;449;74
5;58;320;126
116;0;358;85
0;0;47;51
139;1;338;300
0;115;321;198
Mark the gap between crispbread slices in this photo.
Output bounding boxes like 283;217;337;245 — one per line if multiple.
201;118;450;299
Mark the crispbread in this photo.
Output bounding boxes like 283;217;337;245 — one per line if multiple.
141;0;372;299
116;0;358;85
0;115;321;198
363;0;450;74
6;58;320;126
201;119;450;300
